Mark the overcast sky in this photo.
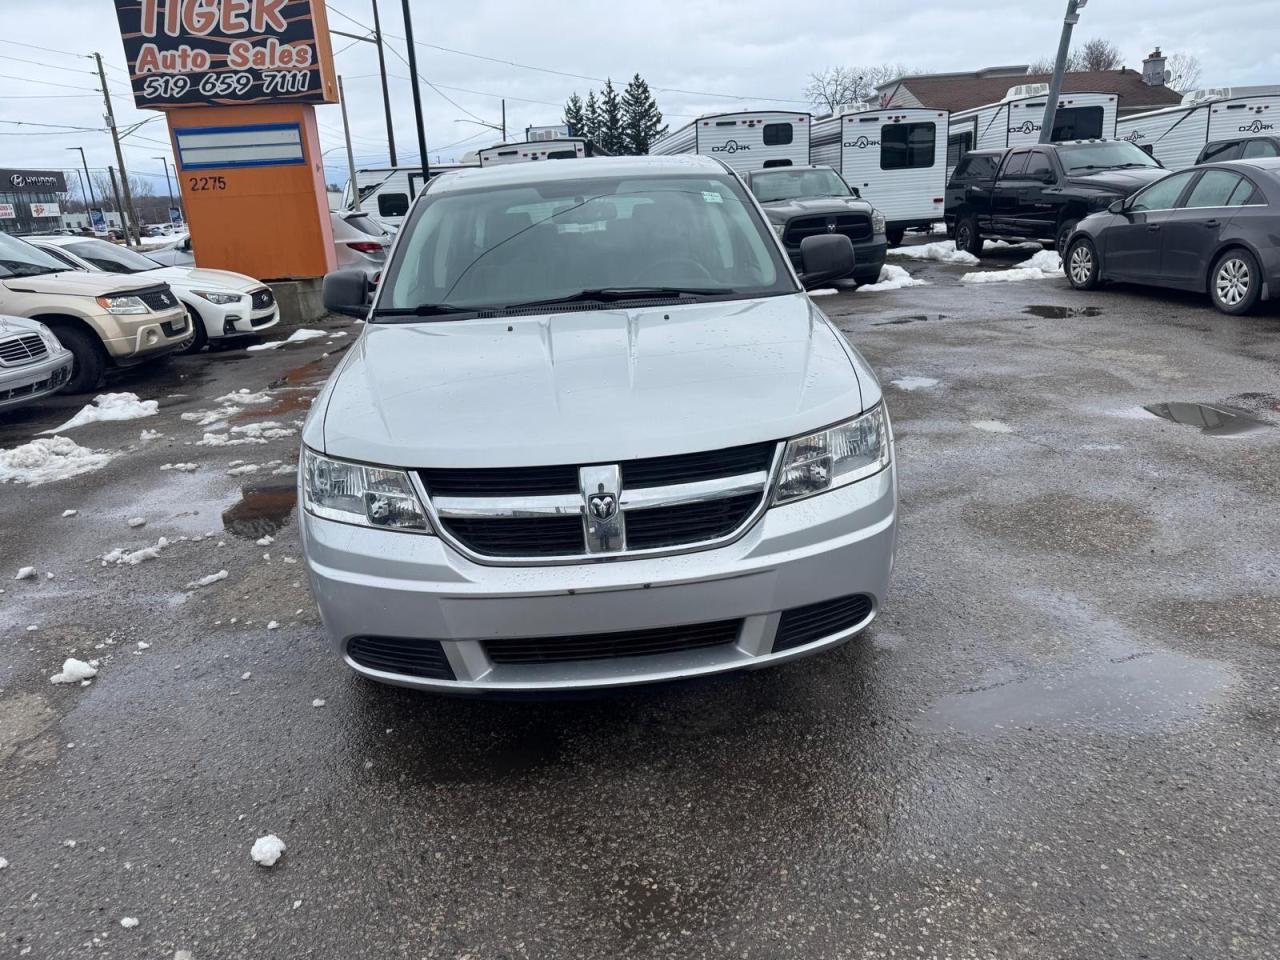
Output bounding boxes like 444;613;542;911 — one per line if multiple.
4;0;1278;197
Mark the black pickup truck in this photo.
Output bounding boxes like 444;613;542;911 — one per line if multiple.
946;139;1169;256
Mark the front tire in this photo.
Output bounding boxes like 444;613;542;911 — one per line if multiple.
1066;237;1101;290
53;324;107;394
955;216;982;257
1055;219;1080;257
886;227;906;247
1210;248;1262;315
176;306;208;355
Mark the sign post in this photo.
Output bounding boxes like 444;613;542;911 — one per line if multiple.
112;0;340;279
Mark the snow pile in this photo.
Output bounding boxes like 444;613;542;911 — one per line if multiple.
856;264;928;293
246;329;327;351
227;464;260;476
50;658;97;684
807;288;839;297
0;857;7;869
312;698;326;708
250;834;285;867
15;567;36;580
195;432;267;448
960;250;1063;284
120;917;139;929
971;419;1014;434
62;509;77;518
128;517;147;528
181;391;272;428
217;390;272;407
0;436;114;486
44;393;158;434
330;332;348;339
102;537;169;566
887;241;979;265
230;422;296;440
256;535;274;547
186;570;228;589
267;620;279;630
161;462;198;472
139;429;163;441
890;376;940;392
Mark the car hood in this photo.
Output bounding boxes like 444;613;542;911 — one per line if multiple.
143;266;262;292
313;294;876;468
0;270;162;298
1066;168;1168;195
0;313;45;336
760;196;875;220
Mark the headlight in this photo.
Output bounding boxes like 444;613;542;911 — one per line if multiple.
772;406;891;505
772;222;786;239
302;448;431;533
37;326;64;353
871;209;886;235
194;289;242;305
95;295;148;315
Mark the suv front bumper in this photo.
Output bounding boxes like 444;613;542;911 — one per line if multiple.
301;465;897;694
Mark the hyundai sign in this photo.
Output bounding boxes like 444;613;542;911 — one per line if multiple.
113;0;338;109
1;169;67;193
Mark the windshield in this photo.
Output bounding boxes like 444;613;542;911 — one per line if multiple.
1058;141;1161;173
751;168;852;202
0;233;70;279
381;173;795;314
63;239;159;274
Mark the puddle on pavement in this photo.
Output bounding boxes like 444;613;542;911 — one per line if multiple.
1144;402;1270;437
1024;305;1103;319
222;481;297;540
873;314;947;326
921;648;1233;735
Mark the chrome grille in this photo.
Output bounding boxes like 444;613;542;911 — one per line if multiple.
251;288;275;311
0;334;46;366
418;441;780;562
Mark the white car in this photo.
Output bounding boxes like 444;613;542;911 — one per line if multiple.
24;236;279;354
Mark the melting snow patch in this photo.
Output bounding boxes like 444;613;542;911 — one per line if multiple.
0;857;7;869
230;422;296;440
890;376;940;392
256;535;274;547
102;538;169;566
50;658;98;684
250;834;285;866
0;436;114;486
312;698;325;708
61;509;77;518
127;517;147;528
44;393;158;434
960;250;1063;284
267;620;279;630
227;464;260;476
856;264;928;293
246;328;328;351
196;432;267;447
139;429;163;441
808;288;839;297
186;570;228;589
161;462;198;472
15;567;35;580
971;419;1014;434
887;241;979;265
120;917;139;929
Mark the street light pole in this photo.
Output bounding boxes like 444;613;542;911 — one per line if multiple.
370;0;397;166
399;0;430;185
1040;0;1087;144
338;75;362;212
153;156;178;221
66;146;98;219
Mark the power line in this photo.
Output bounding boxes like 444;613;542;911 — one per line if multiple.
0;53;97;76
379;40;492;125
0;72;102;92
0;37;93;62
0;119;104;132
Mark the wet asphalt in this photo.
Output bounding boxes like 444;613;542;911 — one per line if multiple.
2;245;1280;959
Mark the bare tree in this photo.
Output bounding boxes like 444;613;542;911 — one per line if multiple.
804;63;909;113
1027;37;1122;74
1165;51;1203;92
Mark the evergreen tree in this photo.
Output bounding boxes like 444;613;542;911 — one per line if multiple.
563;93;586;139
621;74;665;155
599;78;625;155
583;90;602;145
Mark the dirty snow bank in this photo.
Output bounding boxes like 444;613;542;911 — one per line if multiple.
161;462;198;472
50;658;98;684
43;393;157;434
856;264;928;293
887;241;979;265
0;436;113;485
960;250;1063;284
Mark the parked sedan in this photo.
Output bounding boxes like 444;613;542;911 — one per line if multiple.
1063;157;1280;314
26;236;278;353
0;315;73;412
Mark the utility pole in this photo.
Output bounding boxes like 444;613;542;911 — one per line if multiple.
66;146;98;220
399;0;430;185
107;166;127;237
153;155;179;221
502;99;506;141
370;0;397;166
95;51;140;245
1040;0;1088;144
338;76;362;211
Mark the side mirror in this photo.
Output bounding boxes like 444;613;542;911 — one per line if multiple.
797;234;856;290
1107;199;1126;215
323;269;372;318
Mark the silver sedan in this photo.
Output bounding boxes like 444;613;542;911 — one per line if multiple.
0;315;74;412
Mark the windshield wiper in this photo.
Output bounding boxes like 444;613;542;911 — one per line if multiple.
503;287;730;310
370;303;476;319
1114;162;1156;169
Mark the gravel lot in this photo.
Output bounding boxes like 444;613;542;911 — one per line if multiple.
2;245;1279;959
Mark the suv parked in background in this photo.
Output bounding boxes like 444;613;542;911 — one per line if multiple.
0;233;189;392
310;155;896;695
946;139;1168;256
741;165;887;285
1196;136;1280;165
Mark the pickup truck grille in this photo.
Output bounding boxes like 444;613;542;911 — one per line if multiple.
784;213;873;245
419;441;780;562
0;334;46;366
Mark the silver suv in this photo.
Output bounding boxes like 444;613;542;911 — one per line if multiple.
306;155;897;694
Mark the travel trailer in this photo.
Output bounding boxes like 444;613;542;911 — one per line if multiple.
948;85;1118;174
478;138;592;166
811;106;949;243
1117;87;1280;170
649;111;811;172
343;164;477;232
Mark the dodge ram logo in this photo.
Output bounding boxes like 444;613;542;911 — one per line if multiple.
712;139;749;155
588;492;618;521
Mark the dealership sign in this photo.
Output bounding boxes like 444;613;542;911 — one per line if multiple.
0;204;14;219
1;169;68;193
30;202;61;219
113;0;338;109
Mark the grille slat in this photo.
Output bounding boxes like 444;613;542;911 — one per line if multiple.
773;594;873;652
251;288;275;311
441;515;585;557
0;334;46;365
621;441;776;488
625;493;760;551
422;464;580;497
347;636;456;680
132;286;179;312
484;619;741;664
